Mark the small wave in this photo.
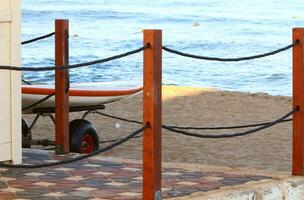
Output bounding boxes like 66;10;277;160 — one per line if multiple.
265;73;287;81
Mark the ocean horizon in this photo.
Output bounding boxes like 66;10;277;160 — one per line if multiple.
22;0;304;96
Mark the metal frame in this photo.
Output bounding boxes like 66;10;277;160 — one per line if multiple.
22;105;105;147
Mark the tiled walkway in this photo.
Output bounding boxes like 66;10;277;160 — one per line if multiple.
0;150;271;199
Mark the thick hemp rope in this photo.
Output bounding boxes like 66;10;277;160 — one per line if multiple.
0;123;149;168
162;40;299;62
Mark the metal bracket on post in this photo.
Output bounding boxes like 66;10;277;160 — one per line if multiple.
55;144;64;154
55;19;70;154
154;191;162;200
64;29;70;93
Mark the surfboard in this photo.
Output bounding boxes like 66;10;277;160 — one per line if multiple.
22;82;142;114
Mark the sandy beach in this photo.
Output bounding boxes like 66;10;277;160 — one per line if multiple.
23;86;293;172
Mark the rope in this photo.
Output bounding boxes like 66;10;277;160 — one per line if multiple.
94;111;292;130
162;40;299;61
94;112;143;144
0;44;150;71
21;32;55;45
168;119;292;130
99;134;143;144
163;109;296;138
22;93;55;112
95;112;142;124
22;79;32;85
0;123;149;168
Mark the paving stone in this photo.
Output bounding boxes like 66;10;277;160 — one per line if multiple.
42;192;67;198
167;189;192;197
69;169;99;177
31;197;57;200
248;175;271;181
63;163;90;169
176;181;198;186
194;181;224;192
47;186;75;193
100;163;124;168
0;191;16;199
1;173;24;178
105;181;128;187
128;181;142;189
16;189;49;199
24;172;45;177
123;163;142;168
39;177;62;183
83;164;101;168
7;177;38;184
162;187;172;192
91;189;126;199
13;198;31;200
18;185;47;191
109;178;133;183
117;191;141;198
33;181;56;187
1;187;24;193
42;170;69;178
163;167;185;173
220;173;249;178
80;178;112;188
0;149;277;199
121;167;141;172
163;172;183;176
65;191;92;198
58;195;91;200
53;167;74;172
0;180;9;189
221;177;252;185
0;168;9;172
75;187;98;192
202;176;224;181
64;175;86;181
133;176;142;181
88;198;110;200
92;172;113;176
206;171;226;177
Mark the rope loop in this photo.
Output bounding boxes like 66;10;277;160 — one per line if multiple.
0;45;148;72
0;123;149;168
21;32;55;45
162;41;298;62
93;109;295;138
163;108;296;138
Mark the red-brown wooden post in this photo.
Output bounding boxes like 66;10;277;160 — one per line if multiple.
293;28;304;175
143;30;162;200
55;19;70;154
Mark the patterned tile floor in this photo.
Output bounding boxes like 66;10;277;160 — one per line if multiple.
0;150;271;200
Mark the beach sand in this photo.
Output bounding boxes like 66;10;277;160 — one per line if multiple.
23;86;293;172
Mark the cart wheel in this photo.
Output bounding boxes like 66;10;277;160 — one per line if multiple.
69;119;99;154
22;119;31;148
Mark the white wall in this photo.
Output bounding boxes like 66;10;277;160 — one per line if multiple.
0;0;22;164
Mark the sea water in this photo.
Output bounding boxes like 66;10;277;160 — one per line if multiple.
21;0;304;96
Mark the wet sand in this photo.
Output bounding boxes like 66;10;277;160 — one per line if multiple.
23;86;293;172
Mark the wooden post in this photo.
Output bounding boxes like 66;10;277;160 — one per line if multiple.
55;19;70;154
143;30;162;200
293;28;304;175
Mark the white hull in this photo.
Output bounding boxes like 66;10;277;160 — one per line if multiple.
22;82;142;114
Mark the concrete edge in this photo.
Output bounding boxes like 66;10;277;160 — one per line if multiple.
167;177;304;200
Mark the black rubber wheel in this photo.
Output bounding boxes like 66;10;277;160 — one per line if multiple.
22;118;31;148
69;119;99;154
